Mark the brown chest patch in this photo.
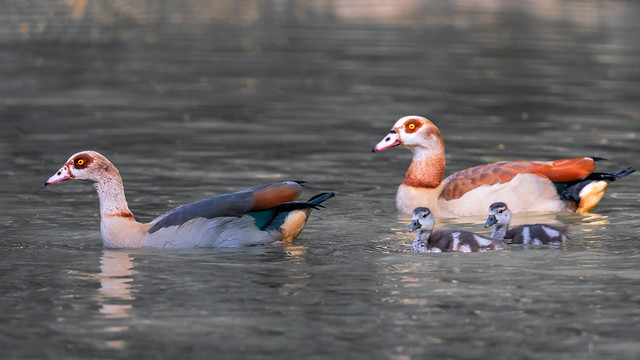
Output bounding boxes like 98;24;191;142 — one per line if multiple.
402;154;445;188
104;210;135;220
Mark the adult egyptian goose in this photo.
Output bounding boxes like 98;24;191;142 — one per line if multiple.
373;115;634;216
485;202;569;245
408;207;506;253
45;150;334;248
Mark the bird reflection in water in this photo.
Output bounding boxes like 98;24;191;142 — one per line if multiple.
96;250;136;316
67;250;137;350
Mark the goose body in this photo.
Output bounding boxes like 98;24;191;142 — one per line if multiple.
45;151;334;248
409;207;506;253
485;202;569;245
373;116;634;216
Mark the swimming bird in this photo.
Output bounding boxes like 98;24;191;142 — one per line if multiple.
373;115;634;216
44;150;334;248
408;207;506;253
484;202;569;245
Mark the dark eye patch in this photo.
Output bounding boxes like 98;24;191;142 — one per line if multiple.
72;154;93;169
404;118;423;134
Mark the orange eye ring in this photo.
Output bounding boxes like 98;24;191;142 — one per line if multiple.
408;123;416;130
76;159;85;166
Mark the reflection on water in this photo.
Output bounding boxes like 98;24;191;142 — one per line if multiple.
96;251;136;317
94;251;135;351
280;243;309;263
68;250;137;350
2;0;640;359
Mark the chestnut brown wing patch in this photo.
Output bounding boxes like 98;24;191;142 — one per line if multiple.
440;163;527;200
542;157;596;182
439;158;596;200
250;182;302;211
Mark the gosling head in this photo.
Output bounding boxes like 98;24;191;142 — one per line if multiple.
408;207;435;233
484;202;512;228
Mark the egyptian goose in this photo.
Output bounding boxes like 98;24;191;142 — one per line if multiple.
485;202;569;245
373;115;634;216
408;207;506;253
44;150;334;248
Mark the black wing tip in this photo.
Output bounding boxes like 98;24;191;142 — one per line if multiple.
307;192;336;205
271;192;335;213
611;167;635;179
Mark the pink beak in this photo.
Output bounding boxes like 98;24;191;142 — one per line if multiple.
372;130;401;152
45;165;73;186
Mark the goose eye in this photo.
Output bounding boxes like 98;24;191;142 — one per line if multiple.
76;159;85;166
422;213;427;218
498;209;504;214
404;120;422;133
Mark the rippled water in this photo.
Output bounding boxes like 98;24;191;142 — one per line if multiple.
2;1;640;359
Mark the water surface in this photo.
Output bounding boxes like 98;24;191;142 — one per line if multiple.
2;1;640;359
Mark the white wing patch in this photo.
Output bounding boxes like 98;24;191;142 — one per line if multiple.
451;232;461;250
457;244;472;253
542;226;560;239
521;227;531;244
473;234;494;247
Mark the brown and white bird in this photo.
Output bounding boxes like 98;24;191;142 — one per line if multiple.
373;115;634;217
408;207;506;253
45;150;334;248
485;202;569;245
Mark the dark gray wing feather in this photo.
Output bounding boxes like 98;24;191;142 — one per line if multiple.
148;188;265;233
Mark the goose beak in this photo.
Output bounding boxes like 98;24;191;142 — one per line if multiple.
408;219;421;232
45;165;73;186
484;215;497;228
372;130;401;152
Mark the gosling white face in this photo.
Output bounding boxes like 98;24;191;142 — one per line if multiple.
485;202;511;228
408;207;435;232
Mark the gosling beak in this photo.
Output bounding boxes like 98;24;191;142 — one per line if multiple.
45;165;74;186
484;214;497;228
372;130;401;152
408;219;421;232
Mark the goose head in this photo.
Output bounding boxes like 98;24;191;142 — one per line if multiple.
485;202;512;228
372;115;444;155
408;207;435;233
45;150;119;185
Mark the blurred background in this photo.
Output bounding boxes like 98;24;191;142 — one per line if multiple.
1;1;639;359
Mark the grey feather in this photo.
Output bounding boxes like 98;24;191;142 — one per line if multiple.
148;187;267;234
